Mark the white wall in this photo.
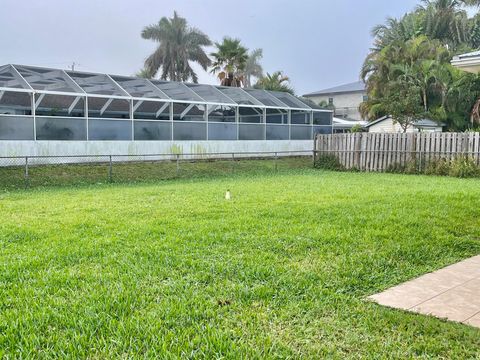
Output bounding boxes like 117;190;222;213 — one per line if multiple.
306;92;365;121
368;118;442;133
0;140;314;164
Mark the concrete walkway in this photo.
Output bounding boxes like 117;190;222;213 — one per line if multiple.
369;255;480;328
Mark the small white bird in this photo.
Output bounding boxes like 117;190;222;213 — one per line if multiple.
225;190;232;200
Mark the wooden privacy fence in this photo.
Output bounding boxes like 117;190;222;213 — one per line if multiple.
314;132;480;172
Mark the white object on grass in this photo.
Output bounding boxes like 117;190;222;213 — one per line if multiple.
225;190;231;200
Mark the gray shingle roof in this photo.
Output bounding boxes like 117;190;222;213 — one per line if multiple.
303;81;365;97
365;116;444;128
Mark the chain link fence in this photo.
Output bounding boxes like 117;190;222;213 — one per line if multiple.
0;151;315;190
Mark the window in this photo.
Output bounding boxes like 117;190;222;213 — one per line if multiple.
363;95;369;102
328;97;334;105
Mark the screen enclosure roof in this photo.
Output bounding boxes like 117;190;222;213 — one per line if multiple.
0;64;330;112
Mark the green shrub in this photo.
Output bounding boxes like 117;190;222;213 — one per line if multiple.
314;154;344;171
448;156;480;178
386;159;418;174
405;159;419;175
424;158;450;176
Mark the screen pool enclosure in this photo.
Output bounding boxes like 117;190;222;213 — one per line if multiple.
0;64;332;142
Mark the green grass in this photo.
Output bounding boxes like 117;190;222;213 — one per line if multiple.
1;169;480;358
0;157;311;190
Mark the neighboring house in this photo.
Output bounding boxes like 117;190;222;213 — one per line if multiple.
303;81;366;121
366;116;443;133
451;50;480;73
333;117;367;133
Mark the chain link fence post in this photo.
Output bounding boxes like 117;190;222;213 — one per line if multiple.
108;155;113;183
176;154;180;176
24;156;29;189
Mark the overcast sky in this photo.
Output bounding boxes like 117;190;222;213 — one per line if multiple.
0;0;420;94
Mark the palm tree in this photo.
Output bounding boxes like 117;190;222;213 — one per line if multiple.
371;14;423;52
370;0;480;53
210;38;249;87
459;0;480;6
254;71;294;94
136;68;154;79
141;11;212;83
418;0;470;48
361;36;451;120
244;49;264;88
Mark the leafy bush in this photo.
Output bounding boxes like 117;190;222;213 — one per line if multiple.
314;154;344;171
449;156;480;178
424;158;450;176
386;159;418;175
350;124;363;133
386;156;480;178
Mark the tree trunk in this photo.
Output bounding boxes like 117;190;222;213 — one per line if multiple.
423;90;428;112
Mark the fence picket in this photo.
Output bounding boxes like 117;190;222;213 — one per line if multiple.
314;132;480;173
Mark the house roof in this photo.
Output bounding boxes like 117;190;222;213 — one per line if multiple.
451;50;480;73
453;50;480;61
303;81;366;97
365;116;443;128
333;117;367;128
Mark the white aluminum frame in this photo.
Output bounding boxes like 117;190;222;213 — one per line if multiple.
0;64;333;142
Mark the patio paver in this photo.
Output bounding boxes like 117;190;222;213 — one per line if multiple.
368;255;480;328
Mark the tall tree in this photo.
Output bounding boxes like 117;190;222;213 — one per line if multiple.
370;0;480;53
141;11;211;83
254;71;294;94
382;80;426;132
371;13;424;53
210;38;249;87
244;49;264;88
419;0;470;48
135;68;154;79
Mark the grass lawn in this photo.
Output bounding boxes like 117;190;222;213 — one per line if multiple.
1;169;480;358
0;157;312;190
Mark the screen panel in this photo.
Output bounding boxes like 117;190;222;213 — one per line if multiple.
0;115;34;140
266;124;289;140
88;119;132;140
290;125;312;140
111;76;169;99
0;65;31;89
239;107;263;124
133;100;170;120
216;87;263;106
208;122;237;140
239;123;264;140
173;121;206;140
208;105;236;123
67;71;127;96
134;121;171;140
35;94;85;117
16;66;83;93
0;91;32;115
244;89;287;107
270;91;312;109
151;81;204;102
172;103;205;121
313;111;333;125
186;84;235;105
36;117;87;140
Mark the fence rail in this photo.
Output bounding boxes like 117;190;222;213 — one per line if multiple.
0;150;315;190
315;132;480;172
